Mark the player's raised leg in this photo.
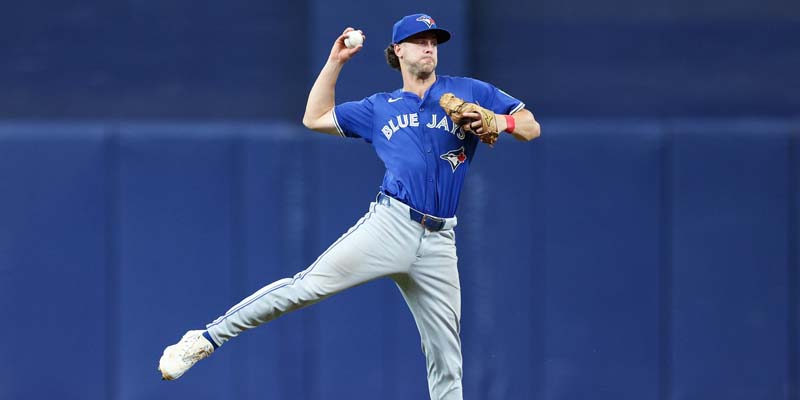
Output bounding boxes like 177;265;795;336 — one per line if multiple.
396;229;463;400
159;201;416;380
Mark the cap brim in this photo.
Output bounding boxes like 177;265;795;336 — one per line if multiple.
431;29;451;44
398;28;451;45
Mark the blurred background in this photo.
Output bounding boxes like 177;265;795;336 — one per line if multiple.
0;0;798;399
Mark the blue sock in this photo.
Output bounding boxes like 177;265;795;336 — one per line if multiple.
202;331;219;350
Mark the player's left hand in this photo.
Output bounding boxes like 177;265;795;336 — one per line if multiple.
461;111;506;135
439;93;501;146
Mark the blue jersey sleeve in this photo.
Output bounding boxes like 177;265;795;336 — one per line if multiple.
333;96;374;142
470;79;526;115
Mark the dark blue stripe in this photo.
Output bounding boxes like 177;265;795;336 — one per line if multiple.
202;331;220;349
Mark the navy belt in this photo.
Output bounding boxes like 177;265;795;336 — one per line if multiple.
378;193;446;232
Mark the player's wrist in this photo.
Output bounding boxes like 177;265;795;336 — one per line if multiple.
326;56;346;67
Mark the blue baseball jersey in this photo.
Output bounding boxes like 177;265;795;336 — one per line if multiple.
333;75;525;218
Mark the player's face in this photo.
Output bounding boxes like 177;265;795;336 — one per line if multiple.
397;32;438;77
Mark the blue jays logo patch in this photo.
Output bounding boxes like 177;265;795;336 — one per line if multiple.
440;146;467;172
416;15;435;28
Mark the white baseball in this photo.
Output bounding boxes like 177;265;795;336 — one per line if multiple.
344;30;364;49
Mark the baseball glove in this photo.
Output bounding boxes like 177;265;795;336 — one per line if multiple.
439;93;499;146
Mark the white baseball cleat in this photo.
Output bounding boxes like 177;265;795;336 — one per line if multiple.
158;330;215;380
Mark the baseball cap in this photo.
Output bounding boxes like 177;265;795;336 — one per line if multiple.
391;14;451;44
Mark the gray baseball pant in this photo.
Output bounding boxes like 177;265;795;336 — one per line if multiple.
205;194;463;400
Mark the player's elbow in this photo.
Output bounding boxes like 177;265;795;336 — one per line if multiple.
512;110;540;141
303;111;332;130
303;116;326;131
518;121;541;141
527;121;541;140
302;116;315;130
302;116;340;136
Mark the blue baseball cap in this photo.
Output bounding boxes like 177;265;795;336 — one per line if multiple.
391;14;451;44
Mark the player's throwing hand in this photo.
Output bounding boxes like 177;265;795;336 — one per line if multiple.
329;27;365;64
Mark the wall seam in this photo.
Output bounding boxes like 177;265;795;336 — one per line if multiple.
104;123;121;400
230;127;247;399
535;123;548;400
787;123;798;400
304;140;321;400
658;122;673;400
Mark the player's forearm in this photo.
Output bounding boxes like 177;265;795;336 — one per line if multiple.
302;60;344;128
501;109;540;141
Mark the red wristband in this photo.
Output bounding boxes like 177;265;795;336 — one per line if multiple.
504;115;516;133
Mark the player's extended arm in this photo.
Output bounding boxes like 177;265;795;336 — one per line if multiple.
463;108;541;141
302;28;365;136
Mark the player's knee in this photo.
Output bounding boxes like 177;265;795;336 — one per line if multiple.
438;362;462;383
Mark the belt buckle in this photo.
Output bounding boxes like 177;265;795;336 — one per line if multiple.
420;214;444;231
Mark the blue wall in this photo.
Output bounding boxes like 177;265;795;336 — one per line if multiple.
0;120;797;399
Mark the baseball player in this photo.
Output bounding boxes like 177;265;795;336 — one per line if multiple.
158;13;540;400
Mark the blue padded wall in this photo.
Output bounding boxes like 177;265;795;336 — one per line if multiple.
0;124;109;399
116;124;238;400
1;119;797;400
541;122;664;399
669;121;794;400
